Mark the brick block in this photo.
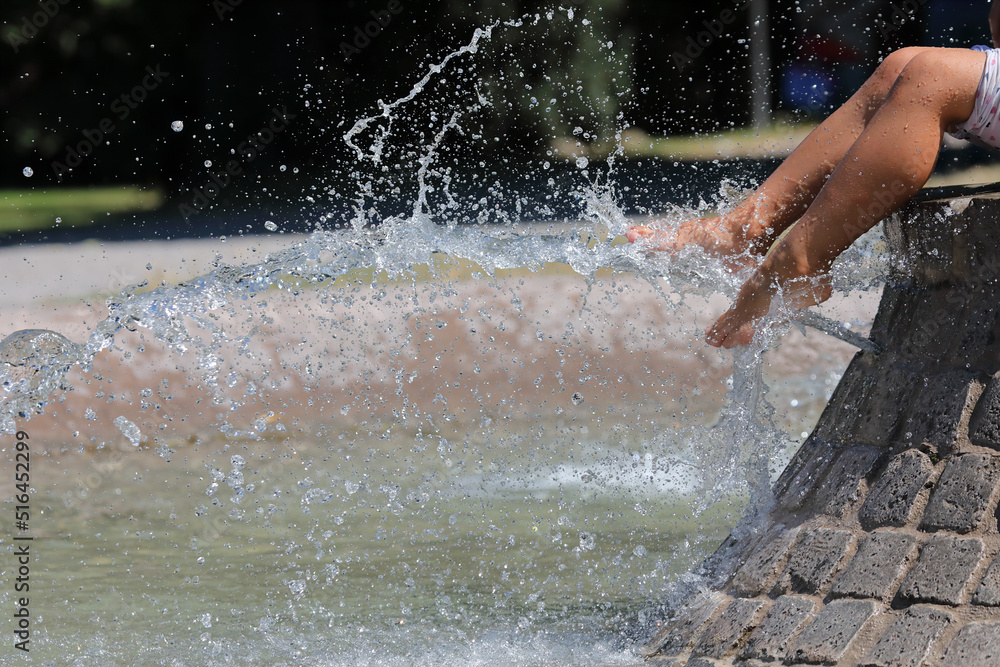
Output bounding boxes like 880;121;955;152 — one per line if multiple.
738;595;815;663
970;372;1000;451
691;598;766;659
897;535;984;606
729;527;800;597
858;449;934;530
773;528;853;596
641;592;725;658
860;605;953;667
920;453;1000;534
785;599;878;664
900;370;979;452
973;554;1000;606
831;531;916;600
814;446;882;517
941;621;1000;666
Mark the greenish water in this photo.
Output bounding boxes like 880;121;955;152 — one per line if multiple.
10;426;741;666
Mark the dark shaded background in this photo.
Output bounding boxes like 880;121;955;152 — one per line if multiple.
0;0;988;233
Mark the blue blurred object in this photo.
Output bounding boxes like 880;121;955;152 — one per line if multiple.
780;63;836;113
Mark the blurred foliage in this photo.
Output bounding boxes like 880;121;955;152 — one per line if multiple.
0;0;934;195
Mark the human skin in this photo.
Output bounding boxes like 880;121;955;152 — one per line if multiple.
629;46;987;349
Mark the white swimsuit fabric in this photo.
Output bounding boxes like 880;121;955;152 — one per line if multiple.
948;45;1000;150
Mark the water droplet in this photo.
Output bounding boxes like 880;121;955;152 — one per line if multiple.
204;123;212;130
264;221;278;231
22;167;33;177
113;416;142;446
170;120;184;132
575;156;589;169
198;613;212;628
204;160;212;168
279;165;287;172
571;392;584;405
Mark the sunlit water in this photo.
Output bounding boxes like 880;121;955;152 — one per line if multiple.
0;13;895;666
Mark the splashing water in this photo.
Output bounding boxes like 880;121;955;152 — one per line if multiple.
1;14;892;665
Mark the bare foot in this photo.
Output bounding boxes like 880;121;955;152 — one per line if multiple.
705;272;833;349
627;215;757;272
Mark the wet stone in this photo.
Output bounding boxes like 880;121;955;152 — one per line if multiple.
973;554;1000;606
859;449;934;530
690;598;766;659
970;372;1000;451
900;370;979;452
738;595;815;663
784;599;878;665
814;446;882;517
772;438;837;514
855;365;919;446
897;535;984;606
772;528;853;596
941;621;1000;666
730;527;800;597
642;592;725;658
920;453;1000;534
811;356;870;445
831;531;916;600
860;606;953;667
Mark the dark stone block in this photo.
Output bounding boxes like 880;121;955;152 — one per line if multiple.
729;527;800;597
920;453;1000;534
897;535;984;606
691;598;766;659
941;621;1000;667
830;531;916;600
772;440;837;515
860;606;953;667
738;595;815;663
772;528;853;596
900;369;980;452
859;449;934;531
855;365;920;446
785;599;878;665
815;446;882;517
970;372;1000;451
973;554;1000;606
641;592;725;658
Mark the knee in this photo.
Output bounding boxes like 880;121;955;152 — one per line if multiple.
871;47;927;85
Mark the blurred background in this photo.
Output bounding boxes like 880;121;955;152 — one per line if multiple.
0;0;993;241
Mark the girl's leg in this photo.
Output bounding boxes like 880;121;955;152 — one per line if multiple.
706;47;986;348
630;46;938;257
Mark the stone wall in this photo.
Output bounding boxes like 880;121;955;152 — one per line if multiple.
642;189;1000;666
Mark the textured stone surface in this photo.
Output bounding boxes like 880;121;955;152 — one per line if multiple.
830;531;915;600
971;372;1000;451
973;554;1000;606
941;621;1000;666
920;453;1000;534
901;370;979;451
642;593;725;658
773;528;853;596
815;446;882;518
729;527;800;597
691;598;766;659
854;365;919;445
858;449;934;530
773;438;837;514
860;606;953;667
811;355;870;446
738;595;815;662
784;599;877;664
897;535;984;605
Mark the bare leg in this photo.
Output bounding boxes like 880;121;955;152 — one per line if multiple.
629;46;939;258
706;48;985;348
